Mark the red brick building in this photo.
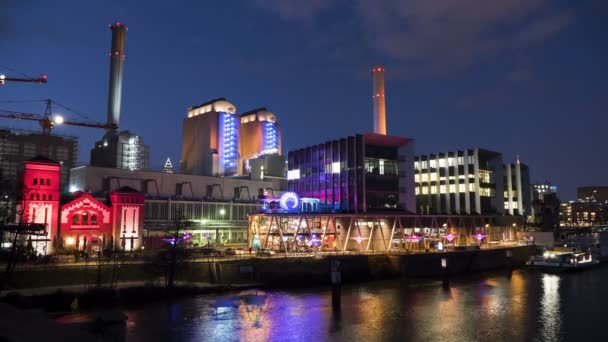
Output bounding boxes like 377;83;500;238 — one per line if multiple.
18;156;144;254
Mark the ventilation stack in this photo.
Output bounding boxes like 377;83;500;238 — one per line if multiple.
106;22;127;131
372;65;387;135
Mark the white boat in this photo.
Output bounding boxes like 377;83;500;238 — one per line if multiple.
526;250;599;271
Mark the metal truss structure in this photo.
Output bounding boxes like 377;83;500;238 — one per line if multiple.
248;213;523;253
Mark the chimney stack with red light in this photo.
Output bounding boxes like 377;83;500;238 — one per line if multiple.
106;22;127;131
372;65;387;135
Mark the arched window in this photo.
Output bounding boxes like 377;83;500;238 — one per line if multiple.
82;212;89;225
72;215;79;224
30;194;34;200
91;215;97;225
42;194;46;200
36;194;40;200
48;194;52;200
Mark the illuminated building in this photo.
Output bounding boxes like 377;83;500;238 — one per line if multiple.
180;98;241;176
90;130;150;170
17;156;144;254
415;149;504;215
17;156;61;254
287;133;415;213
239;107;285;177
533;181;557;201
162;158;174;173
503;161;531;216
415;150;531;216
0;128;77;196
577;186;608;203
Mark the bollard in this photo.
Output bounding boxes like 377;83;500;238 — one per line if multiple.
331;259;341;310
441;257;449;289
506;249;513;278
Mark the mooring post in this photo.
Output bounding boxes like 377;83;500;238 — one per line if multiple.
331;259;341;310
506;249;513;278
441;257;449;289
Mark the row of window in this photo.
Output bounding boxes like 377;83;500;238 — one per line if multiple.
416;185;495;197
72;212;98;225
32;178;51;186
29;193;53;201
415;156;476;169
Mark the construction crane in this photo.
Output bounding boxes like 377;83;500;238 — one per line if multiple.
0;99;116;135
0;74;48;85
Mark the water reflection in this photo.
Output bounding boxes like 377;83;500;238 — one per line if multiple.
539;274;561;341
123;268;608;342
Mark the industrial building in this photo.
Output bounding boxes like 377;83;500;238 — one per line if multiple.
180;98;240;176
17;156;144;254
414;149;531;216
240;107;285;178
0;128;77;194
90;22;150;171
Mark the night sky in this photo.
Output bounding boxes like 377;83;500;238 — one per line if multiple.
1;0;606;200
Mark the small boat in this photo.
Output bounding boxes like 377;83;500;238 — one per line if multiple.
526;250;599;271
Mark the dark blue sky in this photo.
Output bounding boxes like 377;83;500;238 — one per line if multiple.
1;0;606;200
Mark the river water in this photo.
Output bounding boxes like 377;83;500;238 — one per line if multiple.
123;265;608;342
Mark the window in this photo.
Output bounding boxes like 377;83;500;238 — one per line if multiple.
469;183;476;192
430;173;437;181
72;215;79;224
46;179;51;186
30;194;34;200
82;212;89;225
48;195;52;200
421;174;428;182
429;160;436;168
438;159;446;168
91;215;97;224
36;194;40;200
440;185;447;193
422;187;428;194
449;184;456;193
448;158;455;167
33;178;38;185
42;194;46;200
414;174;420;182
415;187;420;195
430;186;438;194
458;156;464;165
459;184;466;192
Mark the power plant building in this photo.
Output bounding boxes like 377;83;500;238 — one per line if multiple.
180;98;240;176
240;107;285;178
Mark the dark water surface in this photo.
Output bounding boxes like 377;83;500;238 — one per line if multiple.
124;266;608;342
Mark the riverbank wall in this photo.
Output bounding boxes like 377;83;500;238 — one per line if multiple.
4;245;535;291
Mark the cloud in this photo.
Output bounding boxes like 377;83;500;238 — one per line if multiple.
254;0;573;77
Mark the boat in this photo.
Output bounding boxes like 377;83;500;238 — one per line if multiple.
526;249;599;271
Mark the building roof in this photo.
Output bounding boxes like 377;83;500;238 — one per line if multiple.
111;186;141;194
190;97;227;110
27;155;61;165
363;132;413;148
240;107;268;116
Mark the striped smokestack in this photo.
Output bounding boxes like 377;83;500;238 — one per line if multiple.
372;65;387;135
106;22;127;131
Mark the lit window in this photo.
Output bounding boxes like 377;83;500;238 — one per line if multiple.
331;162;340;174
415;187;420;195
287;169;301;180
440;185;447;193
422;187;429;194
415;174;420;182
459;184;466;192
430;186;438;194
421;174;428;182
430;160;436;168
33;178;38;185
430;173;437;181
449;184;456;193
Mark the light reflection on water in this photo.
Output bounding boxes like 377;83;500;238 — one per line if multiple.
124;267;608;342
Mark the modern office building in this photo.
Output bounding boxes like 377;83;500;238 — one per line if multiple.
560;201;608;226
180;98;240;177
577;186;608;203
414;149;504;215
503;161;531;216
0;128;77;194
287;133;415;213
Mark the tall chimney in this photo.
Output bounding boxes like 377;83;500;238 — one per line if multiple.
372;65;387;135
106;22;127;131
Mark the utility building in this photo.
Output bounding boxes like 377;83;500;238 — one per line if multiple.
180;98;240;176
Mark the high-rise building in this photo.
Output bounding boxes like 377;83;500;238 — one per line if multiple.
180;98;240;176
239;108;281;165
288;133;415;213
0;128;77;194
415;149;504;215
